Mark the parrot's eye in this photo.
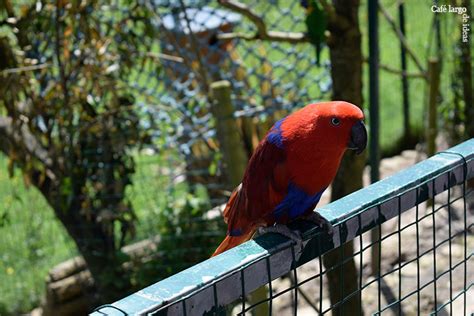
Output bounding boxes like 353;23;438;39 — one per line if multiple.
331;117;341;126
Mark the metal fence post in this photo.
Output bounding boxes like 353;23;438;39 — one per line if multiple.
368;0;381;277
399;2;410;141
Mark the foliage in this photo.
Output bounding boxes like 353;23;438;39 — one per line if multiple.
0;0;153;302
436;0;473;143
127;184;224;288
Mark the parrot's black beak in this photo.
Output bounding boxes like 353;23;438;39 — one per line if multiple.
347;120;367;155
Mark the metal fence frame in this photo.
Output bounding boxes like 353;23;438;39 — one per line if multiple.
92;139;474;315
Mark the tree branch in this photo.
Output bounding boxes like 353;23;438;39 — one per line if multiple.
217;30;308;43
178;0;210;92
0;116;54;173
362;57;425;78
144;52;184;63
0;63;50;75
54;0;69;106
378;2;427;79
216;0;352;43
217;0;309;43
219;0;267;34
146;1;210;88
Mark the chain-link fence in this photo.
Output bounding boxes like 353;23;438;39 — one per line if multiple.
125;0;331;204
1;1;331;313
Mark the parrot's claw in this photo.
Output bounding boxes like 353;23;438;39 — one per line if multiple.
303;212;334;235
256;224;304;260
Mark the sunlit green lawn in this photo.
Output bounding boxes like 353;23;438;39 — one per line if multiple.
0;155;76;314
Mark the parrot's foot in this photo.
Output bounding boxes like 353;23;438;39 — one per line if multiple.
302;212;334;235
256;224;304;260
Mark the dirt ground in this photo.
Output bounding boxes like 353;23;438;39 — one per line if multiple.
264;150;474;316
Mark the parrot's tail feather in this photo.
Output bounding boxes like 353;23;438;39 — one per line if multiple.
212;230;255;257
223;183;245;224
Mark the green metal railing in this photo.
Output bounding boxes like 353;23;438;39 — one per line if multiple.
92;139;474;315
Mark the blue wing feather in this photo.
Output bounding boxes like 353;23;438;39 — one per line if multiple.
272;183;326;220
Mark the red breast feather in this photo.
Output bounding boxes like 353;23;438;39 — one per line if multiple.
281;101;364;193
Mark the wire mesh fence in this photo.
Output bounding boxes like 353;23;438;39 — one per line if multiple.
92;139;474;315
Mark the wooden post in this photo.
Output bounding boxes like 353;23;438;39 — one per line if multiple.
210;80;247;188
370;227;380;276
426;58;440;157
211;80;268;315
426;59;440;209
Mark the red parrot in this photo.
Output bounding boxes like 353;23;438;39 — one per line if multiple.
212;101;367;257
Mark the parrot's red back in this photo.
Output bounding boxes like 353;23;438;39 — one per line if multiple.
212;101;365;257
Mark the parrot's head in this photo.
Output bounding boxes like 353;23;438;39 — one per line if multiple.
283;101;367;156
318;101;367;155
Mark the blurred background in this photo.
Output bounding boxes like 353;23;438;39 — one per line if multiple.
0;0;471;314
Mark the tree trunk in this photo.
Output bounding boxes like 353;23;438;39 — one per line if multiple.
324;0;365;314
36;175;132;305
460;0;473;139
0;116;133;306
459;0;474;205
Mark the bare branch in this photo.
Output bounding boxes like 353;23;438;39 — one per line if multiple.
0;116;54;172
144;52;184;63
216;32;256;41
145;0;211;89
54;0;69;105
378;2;427;79
219;0;267;34
216;0;353;44
216;0;350;43
362;57;426;78
217;30;308;43
0;63;50;75
178;0;210;92
378;63;425;78
217;0;309;43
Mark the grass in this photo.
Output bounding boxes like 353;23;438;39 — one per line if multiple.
0;0;465;314
361;0;467;152
361;0;428;152
0;155;76;314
